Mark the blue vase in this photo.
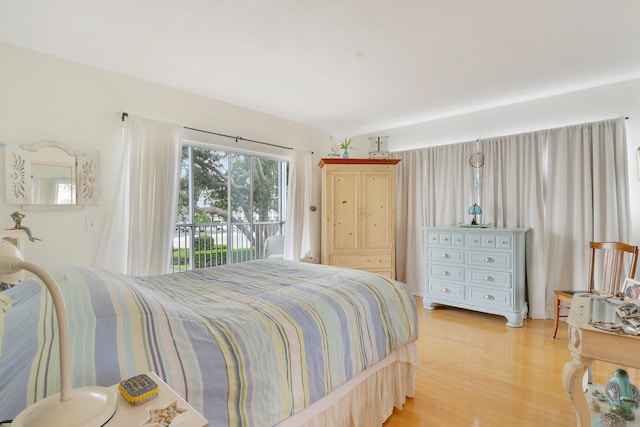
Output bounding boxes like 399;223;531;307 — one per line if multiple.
342;150;349;158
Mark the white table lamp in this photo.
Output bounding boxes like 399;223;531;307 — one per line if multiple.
0;240;117;427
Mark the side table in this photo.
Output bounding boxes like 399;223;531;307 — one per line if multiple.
562;294;640;427
104;372;209;427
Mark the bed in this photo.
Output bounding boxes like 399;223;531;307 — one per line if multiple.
0;259;419;426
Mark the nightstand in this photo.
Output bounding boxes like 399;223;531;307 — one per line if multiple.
104;372;209;427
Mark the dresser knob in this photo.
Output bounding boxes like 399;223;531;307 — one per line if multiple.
487;240;493;244
442;271;450;276
484;294;495;300
442;288;451;293
484;257;495;263
483;276;494;281
442;253;450;259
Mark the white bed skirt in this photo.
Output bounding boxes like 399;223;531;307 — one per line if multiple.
276;341;420;427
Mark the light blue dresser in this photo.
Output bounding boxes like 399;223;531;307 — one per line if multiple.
423;226;529;327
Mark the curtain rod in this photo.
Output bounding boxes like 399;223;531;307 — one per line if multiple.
183;126;293;151
121;112;293;151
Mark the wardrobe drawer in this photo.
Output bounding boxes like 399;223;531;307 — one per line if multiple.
329;254;392;269
468;251;511;269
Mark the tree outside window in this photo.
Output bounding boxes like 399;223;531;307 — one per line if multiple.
173;145;287;271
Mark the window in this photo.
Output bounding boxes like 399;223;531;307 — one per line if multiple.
173;145;288;271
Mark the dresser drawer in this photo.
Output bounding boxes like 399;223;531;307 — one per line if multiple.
428;232;465;246
468;269;512;288
467;286;512;308
428;281;465;300
329;254;392;269
428;265;465;282
495;234;513;249
428;248;464;264
451;233;465;246
468;250;512;269
468;234;513;249
427;232;440;245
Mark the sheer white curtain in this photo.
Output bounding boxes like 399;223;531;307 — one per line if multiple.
481;132;546;318
541;119;630;317
394;118;630;318
392;142;471;293
96;116;182;275
284;149;313;261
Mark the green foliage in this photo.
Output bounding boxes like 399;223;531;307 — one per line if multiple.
172;245;255;269
194;212;211;224
179;146;287;227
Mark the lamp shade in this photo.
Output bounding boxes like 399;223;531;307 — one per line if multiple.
0;239;25;284
468;203;483;215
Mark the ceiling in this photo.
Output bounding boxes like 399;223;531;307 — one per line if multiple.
1;0;639;137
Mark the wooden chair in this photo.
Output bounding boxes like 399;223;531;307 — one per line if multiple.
551;241;639;339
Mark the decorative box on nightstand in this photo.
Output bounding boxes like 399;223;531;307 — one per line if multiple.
105;372;209;427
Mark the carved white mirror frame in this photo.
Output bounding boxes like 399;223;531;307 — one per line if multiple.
4;141;100;207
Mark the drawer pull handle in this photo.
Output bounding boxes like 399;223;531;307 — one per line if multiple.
442;288;451;293
502;241;508;244
487;240;493;244
484;276;494;281
442;271;451;276
444;238;449;241
442;253;450;259
484;294;495;300
484;257;495;263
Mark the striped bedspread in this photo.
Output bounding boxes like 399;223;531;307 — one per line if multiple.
0;260;418;426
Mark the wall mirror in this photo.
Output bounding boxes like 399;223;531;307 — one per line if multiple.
5;141;100;208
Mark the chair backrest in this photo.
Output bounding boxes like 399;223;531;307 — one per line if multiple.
264;234;285;259
588;241;639;295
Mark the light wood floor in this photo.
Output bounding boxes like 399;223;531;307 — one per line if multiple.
383;298;640;427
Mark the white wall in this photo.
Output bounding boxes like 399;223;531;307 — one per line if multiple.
350;79;640;246
3;41;639;271
0;43;327;270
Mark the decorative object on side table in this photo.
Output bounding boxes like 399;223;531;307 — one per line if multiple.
599;412;628;427
140;400;188;427
119;373;160;405
339;137;352;158
605;368;640;421
0;240;117;427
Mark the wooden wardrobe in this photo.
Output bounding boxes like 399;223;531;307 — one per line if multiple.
319;158;400;279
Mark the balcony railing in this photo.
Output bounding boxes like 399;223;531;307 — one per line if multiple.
172;222;284;272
